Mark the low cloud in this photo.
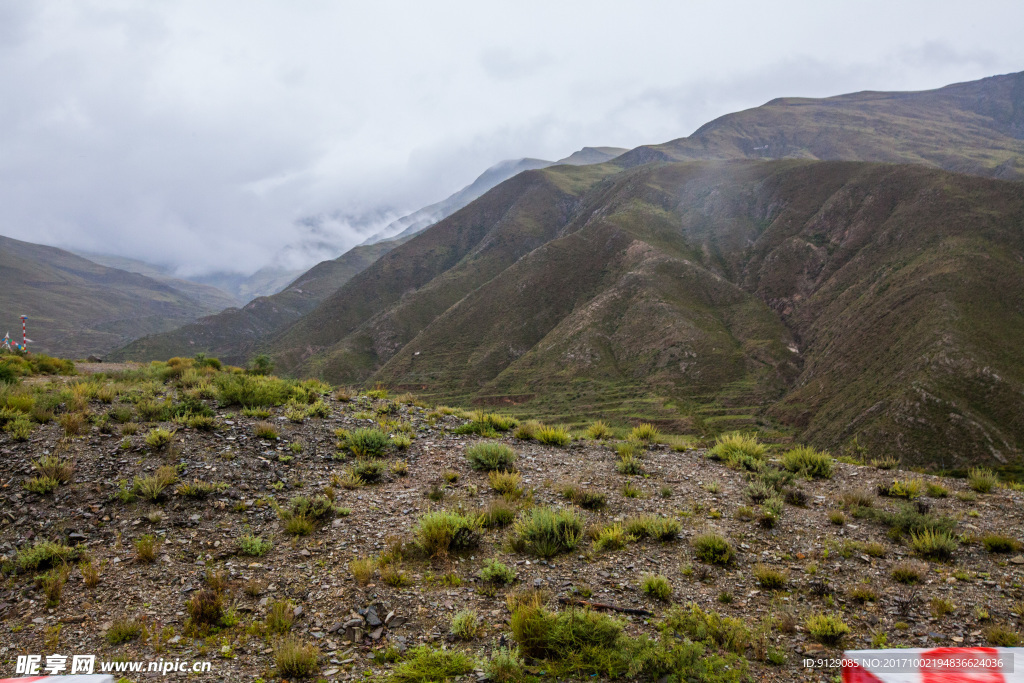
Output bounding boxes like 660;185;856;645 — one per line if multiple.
0;2;1020;277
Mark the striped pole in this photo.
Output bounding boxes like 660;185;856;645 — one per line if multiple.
21;316;27;348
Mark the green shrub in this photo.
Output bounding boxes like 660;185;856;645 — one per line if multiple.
450;609;481;640
629;423;660;443
348;428;390;457
134;534;157;563
536;425;571;446
877;479;923;499
616;455;645;475
24;474;59;494
267;599;295;634
586;420;613;440
981;533;1021;553
514;506;584;558
414;510;480;558
968;467;999;493
514;420;542;440
926;482;950;498
753;564;787;590
391;646;474;683
593;524;633;552
466;442;517;471
692;533;735;566
14;541;80;573
780;446;833;479
106;617;143;645
910;528;958;561
985;625;1021;647
641;574;672;601
238;534;272;557
891;560;928;585
274;636;319;678
624;515;680;542
662;603;750;654
869;503;957;538
176;480;227;498
351;459;387;483
6;417;32;441
708;433;765;470
132;466;178;501
479;558;517;585
805;613;850;645
214;373;292;407
560;484;606;510
487;469;522;496
480;499;516;528
486;647;527;683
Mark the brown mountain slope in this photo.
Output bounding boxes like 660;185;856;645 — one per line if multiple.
616;71;1024;179
0;235;226;358
262;159;1024;468
109;240;398;366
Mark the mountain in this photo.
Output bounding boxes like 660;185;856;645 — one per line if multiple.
616;71;1024;179
109;239;399;365
71;251;241;311
0;235;234;358
361;147;627;245
259;158;1024;469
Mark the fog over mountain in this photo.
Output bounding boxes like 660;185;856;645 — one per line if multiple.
1;1;1022;277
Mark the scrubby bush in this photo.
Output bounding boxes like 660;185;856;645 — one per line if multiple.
274;636;320;678
132;466;178;501
466;442;516;471
968;467;999;493
662;603;750;654
479;558;516;585
560;484;606;510
479;499;516;528
805;613;850;645
629;423;660;443
536;425;571;446
514;507;584;558
414;510;480;558
391;646;474;683
982;533;1021;553
641;574;672;601
910;528;958;561
780;446;833;479
488;470;523;497
692;533;735;566
238;534;272;557
707;433;765;470
450;609;481;640
347;428;390;458
624;515;680;542
586;420;613;440
593;524;633;552
891;560;928;585
14;541;81;573
753;564;787;590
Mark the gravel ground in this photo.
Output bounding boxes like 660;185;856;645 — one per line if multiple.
1;383;1022;682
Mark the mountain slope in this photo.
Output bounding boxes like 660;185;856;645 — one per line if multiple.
362;147;627;245
71;251;241;311
0;235;230;358
109;240;399;365
262;159;1024;468
617;71;1024;179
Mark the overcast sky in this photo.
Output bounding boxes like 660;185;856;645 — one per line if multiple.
1;1;1022;277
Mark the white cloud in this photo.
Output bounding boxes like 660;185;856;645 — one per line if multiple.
0;0;1021;276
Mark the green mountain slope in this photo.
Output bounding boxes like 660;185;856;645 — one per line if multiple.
109;240;398;365
617;71;1024;179
70;251;242;311
262;159;1024;468
0;235;229;358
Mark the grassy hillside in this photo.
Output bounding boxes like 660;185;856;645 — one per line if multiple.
617;71;1024;179
261;159;1024;469
110;240;398;366
0;235;232;358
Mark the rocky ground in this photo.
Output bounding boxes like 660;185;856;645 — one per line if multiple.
1;370;1023;682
